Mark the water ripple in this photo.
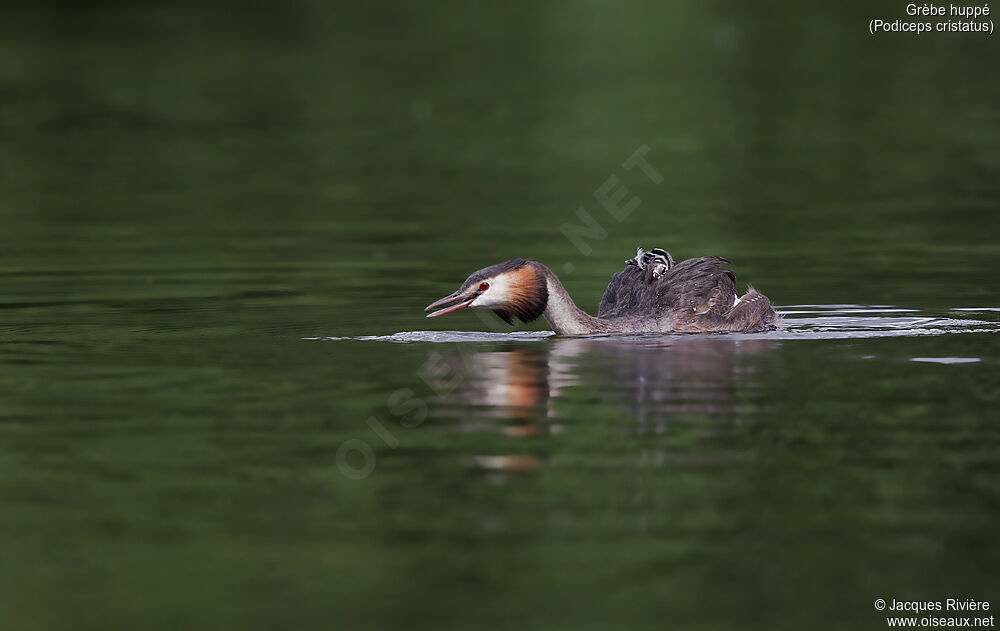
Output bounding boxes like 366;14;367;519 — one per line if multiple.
307;305;1000;343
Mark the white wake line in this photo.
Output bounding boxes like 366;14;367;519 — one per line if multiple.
306;326;1000;344
779;316;992;329
307;305;1000;343
732;327;1000;341
777;309;918;315
305;331;556;343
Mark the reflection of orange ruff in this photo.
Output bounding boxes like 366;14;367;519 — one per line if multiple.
470;455;541;472
470;349;545;417
502;426;542;438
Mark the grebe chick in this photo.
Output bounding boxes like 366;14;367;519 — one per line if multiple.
424;247;779;334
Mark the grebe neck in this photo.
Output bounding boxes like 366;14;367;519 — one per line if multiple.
536;264;608;335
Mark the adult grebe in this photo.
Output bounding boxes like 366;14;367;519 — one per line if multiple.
425;247;779;334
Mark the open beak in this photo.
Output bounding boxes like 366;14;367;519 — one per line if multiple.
425;289;478;318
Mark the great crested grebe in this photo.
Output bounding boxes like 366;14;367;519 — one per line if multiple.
425;247;779;334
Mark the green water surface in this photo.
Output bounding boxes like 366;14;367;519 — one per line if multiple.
1;2;998;630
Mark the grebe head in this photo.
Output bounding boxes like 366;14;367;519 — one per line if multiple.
425;259;548;325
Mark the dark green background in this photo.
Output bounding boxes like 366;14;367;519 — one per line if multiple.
1;2;998;630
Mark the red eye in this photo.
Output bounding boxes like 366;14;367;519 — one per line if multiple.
479;282;489;291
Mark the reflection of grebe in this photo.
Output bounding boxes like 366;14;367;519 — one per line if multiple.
425;247;779;334
425;337;777;424
422;338;777;473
